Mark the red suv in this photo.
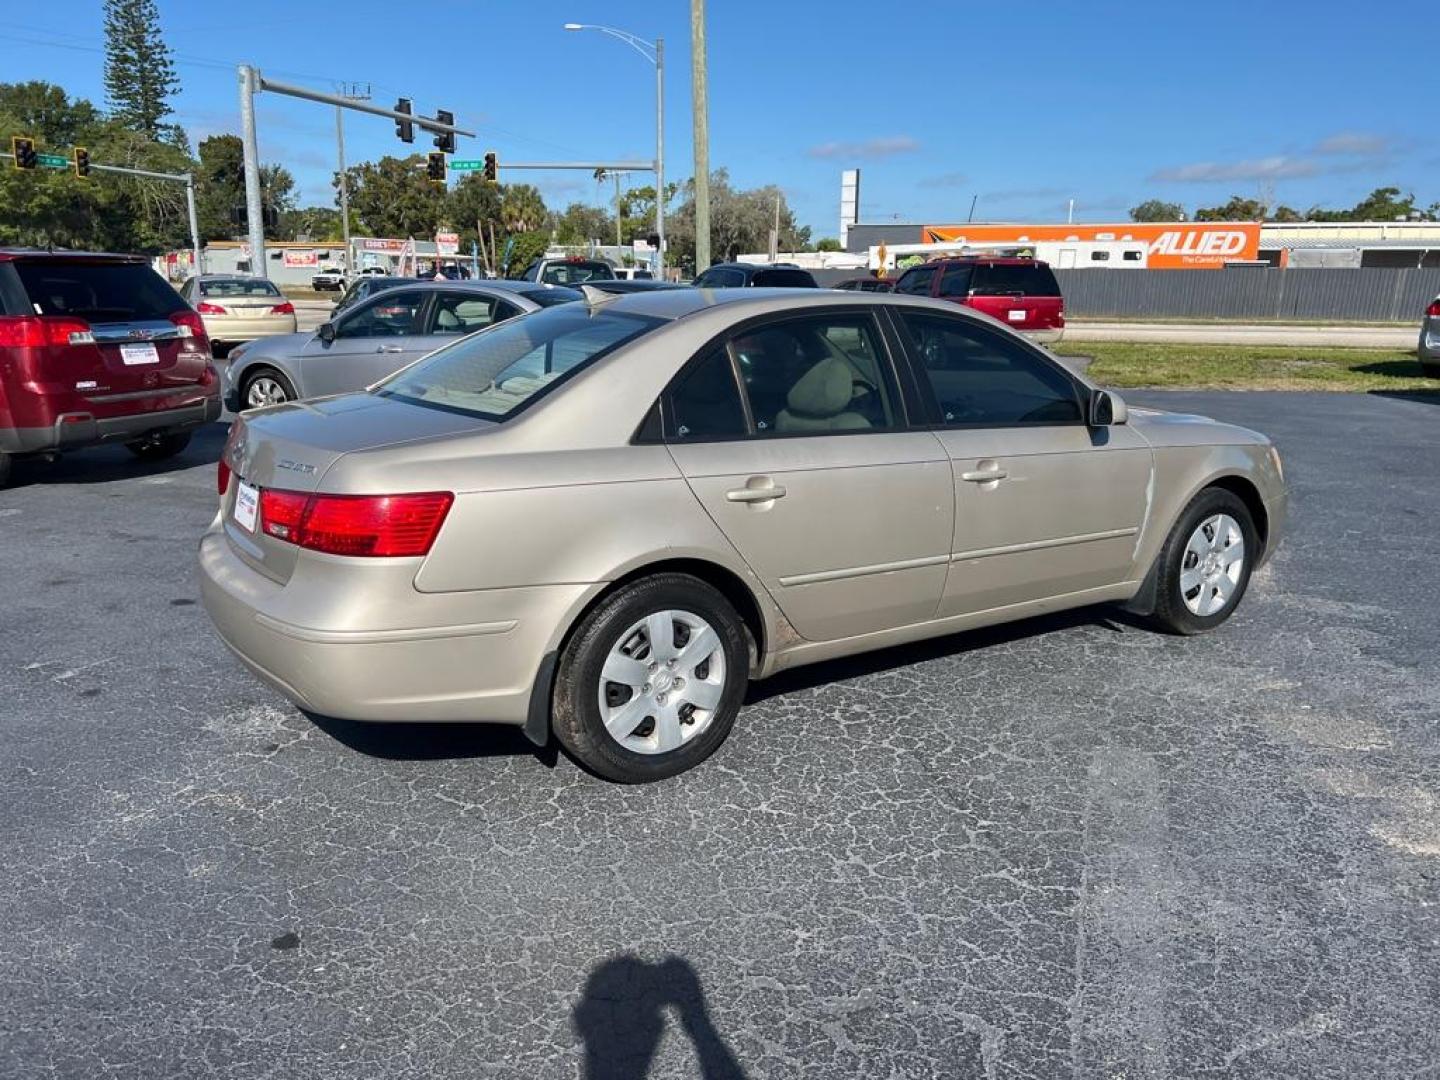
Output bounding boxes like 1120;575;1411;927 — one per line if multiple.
892;256;1064;342
0;249;220;487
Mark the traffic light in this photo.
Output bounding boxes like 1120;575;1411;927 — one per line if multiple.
483;151;497;183
433;109;455;155
394;98;414;143
426;151;446;186
12;136;37;169
73;146;90;179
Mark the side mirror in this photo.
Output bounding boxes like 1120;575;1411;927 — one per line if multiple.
317;321;335;344
1089;388;1128;426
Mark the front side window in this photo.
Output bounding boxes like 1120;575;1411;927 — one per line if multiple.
378;305;657;420
335;290;426;338
728;314;897;436
897;312;1082;427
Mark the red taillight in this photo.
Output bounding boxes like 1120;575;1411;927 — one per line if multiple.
169;310;207;340
1427;300;1440;318
0;315;94;347
258;490;453;557
270;301;295;315
195;301;228;315
217;459;231;496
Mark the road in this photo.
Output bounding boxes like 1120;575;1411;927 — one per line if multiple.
3;392;1438;1078
1066;320;1417;348
293;298;334;333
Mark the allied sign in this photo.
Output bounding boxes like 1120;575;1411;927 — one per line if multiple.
921;222;1262;269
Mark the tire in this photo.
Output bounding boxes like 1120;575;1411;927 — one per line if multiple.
0;450;11;489
240;367;296;410
553;573;750;783
125;431;192;461
1147;487;1258;635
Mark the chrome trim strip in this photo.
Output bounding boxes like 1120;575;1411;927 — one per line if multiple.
253;614;518;644
778;553;950;588
950;526;1138;563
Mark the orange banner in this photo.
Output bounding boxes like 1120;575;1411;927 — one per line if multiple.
920;222;1262;269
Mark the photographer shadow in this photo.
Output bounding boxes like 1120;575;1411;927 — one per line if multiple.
574;955;747;1080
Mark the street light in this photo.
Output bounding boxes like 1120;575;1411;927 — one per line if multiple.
564;22;665;275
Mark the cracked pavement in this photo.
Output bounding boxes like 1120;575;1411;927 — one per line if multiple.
2;390;1438;1078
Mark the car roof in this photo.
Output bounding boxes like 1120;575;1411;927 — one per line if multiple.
582;284;995;323
0;247;145;264
905;256;1051;268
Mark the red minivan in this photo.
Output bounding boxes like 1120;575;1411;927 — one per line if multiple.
893;256;1065;342
0;249;220;487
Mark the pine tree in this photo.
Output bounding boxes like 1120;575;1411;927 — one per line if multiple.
103;0;180;140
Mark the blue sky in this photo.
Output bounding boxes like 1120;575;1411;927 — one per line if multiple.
5;0;1436;234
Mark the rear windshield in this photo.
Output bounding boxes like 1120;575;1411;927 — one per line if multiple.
541;261;615;285
522;286;582;308
14;261;187;321
200;278;282;298
377;305;658;420
751;268;816;287
971;263;1061;297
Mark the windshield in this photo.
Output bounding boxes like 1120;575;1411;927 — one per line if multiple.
377;305;658;420
200;278;282;298
15;261;187;321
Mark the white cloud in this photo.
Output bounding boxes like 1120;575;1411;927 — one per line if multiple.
1313;132;1391;156
808;136;919;160
1149;156;1321;183
917;171;968;189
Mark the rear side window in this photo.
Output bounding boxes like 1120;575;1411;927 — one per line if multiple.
667;349;747;440
751;268;816;288
14;261;187;320
937;265;973;296
894;266;936;295
898;312;1081;427
969;263;1061;297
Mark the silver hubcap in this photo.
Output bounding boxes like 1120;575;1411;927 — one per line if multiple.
1180;513;1245;616
598;610;727;756
246;376;288;408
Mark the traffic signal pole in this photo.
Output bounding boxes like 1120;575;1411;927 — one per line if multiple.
5;149;203;275
236;65;472;278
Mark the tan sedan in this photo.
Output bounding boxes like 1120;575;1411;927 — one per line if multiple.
180;275;297;351
200;287;1287;782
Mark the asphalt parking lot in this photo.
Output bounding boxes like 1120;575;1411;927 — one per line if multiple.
3;390;1438;1079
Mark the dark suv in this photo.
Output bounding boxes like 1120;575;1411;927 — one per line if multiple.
892;257;1064;342
0;249;219;486
694;263;818;288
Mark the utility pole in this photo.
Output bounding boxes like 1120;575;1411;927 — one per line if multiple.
691;0;710;273
654;36;665;277
614;172;623;248
335;82;371;277
184;174;202;274
1067;198;1075;224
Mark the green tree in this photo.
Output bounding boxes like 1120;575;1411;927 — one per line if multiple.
280;207;342;242
1193;196;1267;222
1129;199;1184;222
814;237;843;252
195;135;294;241
1269;205;1305;223
550;202;615;245
500;184;547;233
445;174;504;256
667;170;808;269
103;0;180;141
340;154;448;238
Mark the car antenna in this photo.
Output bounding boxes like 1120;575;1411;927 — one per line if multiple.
579;283;621;312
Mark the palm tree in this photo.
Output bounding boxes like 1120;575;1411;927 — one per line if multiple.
501;184;546;232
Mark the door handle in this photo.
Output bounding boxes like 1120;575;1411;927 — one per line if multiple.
961;468;1008;483
376;344;404;353
726;480;787;503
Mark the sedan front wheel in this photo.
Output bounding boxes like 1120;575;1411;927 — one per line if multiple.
1147;487;1258;635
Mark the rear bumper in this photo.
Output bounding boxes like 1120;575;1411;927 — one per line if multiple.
1420;325;1440;362
205;316;298;344
1261;488;1288;566
0;393;221;455
197;523;596;726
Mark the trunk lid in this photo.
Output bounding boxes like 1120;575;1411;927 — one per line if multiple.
221;393;486;583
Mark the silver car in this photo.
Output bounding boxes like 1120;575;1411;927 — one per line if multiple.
201;287;1287;783
1421;294;1440;374
222;280;580;410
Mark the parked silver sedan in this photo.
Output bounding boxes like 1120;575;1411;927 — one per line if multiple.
1421;294;1440;374
221;280;580;411
201;287;1287;782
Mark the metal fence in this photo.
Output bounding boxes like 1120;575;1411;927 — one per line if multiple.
1055;268;1440;323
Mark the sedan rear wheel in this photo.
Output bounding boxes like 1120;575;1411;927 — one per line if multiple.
553;574;749;782
1147;488;1258;635
242;368;295;410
